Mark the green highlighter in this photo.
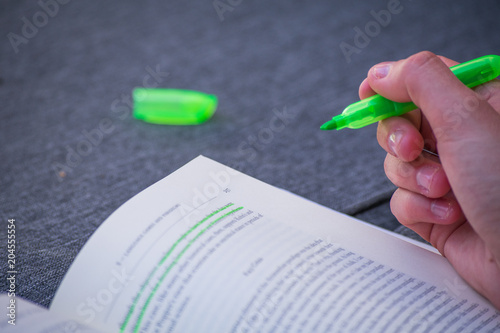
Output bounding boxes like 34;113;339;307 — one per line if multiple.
133;88;218;125
320;55;500;130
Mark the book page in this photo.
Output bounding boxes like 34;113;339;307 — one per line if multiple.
0;294;101;333
51;156;500;332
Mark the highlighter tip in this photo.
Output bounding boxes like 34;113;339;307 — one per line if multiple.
320;119;337;130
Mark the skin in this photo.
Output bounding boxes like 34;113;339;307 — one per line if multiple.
358;51;500;309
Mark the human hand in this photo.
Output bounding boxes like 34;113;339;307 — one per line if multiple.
359;51;500;309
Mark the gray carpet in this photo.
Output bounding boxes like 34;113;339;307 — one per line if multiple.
1;0;499;307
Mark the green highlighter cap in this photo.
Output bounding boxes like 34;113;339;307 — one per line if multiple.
133;88;217;125
321;55;500;130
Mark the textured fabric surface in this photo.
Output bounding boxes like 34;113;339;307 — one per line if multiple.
1;0;499;307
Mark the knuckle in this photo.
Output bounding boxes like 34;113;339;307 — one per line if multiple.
397;158;414;180
383;154;391;172
384;155;400;182
376;122;386;147
390;189;409;224
407;51;440;70
402;51;447;82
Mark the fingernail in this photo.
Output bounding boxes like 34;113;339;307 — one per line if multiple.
388;130;404;156
431;199;451;219
416;166;438;194
372;63;391;79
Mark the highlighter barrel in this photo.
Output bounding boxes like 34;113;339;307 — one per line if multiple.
331;97;416;130
321;55;500;130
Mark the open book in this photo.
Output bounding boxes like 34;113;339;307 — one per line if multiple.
3;156;499;332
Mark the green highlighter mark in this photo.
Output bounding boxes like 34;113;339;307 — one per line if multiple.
120;203;242;333
132;206;243;333
133;88;218;125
